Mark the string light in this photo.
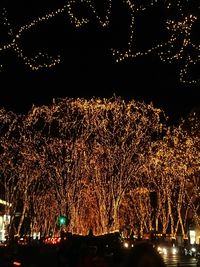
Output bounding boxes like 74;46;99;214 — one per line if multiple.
0;97;199;236
0;0;199;83
0;5;65;70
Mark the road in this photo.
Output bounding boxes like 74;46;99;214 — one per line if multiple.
2;243;200;267
163;254;200;267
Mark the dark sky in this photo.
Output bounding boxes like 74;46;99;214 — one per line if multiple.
0;0;199;124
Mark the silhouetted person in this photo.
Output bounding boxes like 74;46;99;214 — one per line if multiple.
88;229;93;237
124;241;166;267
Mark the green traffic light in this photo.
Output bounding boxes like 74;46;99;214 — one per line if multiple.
60;217;65;224
58;215;67;225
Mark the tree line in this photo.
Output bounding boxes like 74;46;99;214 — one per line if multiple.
0;97;199;239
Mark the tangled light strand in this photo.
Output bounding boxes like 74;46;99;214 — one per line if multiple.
0;0;199;83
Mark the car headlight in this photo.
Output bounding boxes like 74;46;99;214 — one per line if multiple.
162;248;167;255
172;248;177;254
123;242;129;248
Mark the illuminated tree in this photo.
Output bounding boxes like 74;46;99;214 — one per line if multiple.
120;187;152;237
80;97;164;233
179;112;200;228
0;109;24;238
25;97;163;235
146;115;200;238
0;97;199;238
25;99;99;235
15;135;45;236
32;191;59;237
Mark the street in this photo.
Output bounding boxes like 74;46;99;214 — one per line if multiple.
1;242;200;267
163;254;199;267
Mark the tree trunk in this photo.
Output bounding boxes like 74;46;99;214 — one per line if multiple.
17;205;27;237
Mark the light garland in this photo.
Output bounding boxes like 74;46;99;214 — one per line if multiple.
0;98;199;236
0;0;199;83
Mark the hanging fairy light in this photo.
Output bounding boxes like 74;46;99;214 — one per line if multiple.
0;0;199;83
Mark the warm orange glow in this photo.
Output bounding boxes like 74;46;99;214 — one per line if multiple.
0;97;199;237
13;262;21;266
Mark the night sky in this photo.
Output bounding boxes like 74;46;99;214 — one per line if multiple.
0;0;199;124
